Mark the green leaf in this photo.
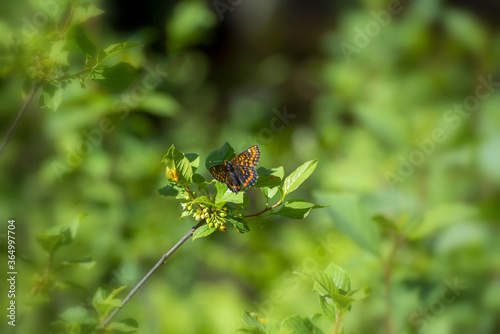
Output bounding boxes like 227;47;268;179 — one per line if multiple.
242;312;266;332
179;208;195;219
109;318;139;333
158;183;187;199
59;306;96;325
103;42;142;60
166;0;217;51
60;257;96;270
72;4;105;23
161;145;193;187
349;285;371;301
408;203;477;239
280;315;323;334
443;9;487;53
315;192;380;255
259;164;282;197
193;196;213;206
192;224;216;240
192;173;206;184
49;39;68;66
35;227;72;255
92;286;126;317
35;212;85;255
310;272;339;297
137;93;180;117
324;264;350;292
309;313;327;330
254;167;284;189
329;293;356;311
258;166;285;179
41;83;63;111
72;25;96;59
205;142;235;169
185;153;200;172
226;217;250;233
302;264;358;313
193;174;213;192
92;287;109;317
270;199;328;219
261;186;280;200
91;62;139;91
215;182;244;204
373;214;397;230
105;286;127;304
283;159;318;196
253;175;281;189
318;296;337;323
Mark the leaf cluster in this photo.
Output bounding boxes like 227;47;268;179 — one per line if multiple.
33;213;136;333
31;213;94;298
53;286;137;334
159;142;327;240
4;2;141;111
240;263;370;334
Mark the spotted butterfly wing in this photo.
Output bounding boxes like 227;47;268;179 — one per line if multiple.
209;145;260;193
225;169;242;193
209;164;227;183
233;166;258;189
231;145;260;168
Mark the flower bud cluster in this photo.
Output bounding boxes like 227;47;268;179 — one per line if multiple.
193;206;229;231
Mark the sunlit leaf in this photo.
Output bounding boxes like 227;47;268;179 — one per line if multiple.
280;315;323;334
192;224;216;240
161;145;193;187
110;318;139;333
91;62;138;91
41;83;63;111
59;306;96;325
226;216;249;233
270;199;328;219
283;159;318;196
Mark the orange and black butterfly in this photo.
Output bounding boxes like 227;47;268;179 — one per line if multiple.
209;145;260;193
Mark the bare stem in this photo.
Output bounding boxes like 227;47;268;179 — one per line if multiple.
102;220;204;328
185;186;204;211
244;198;282;218
0;82;41;155
59;2;75;35
333;309;342;334
383;232;403;334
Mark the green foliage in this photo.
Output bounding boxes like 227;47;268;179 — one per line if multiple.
2;0;498;333
315;192;381;255
3;1;140;112
240;264;370;334
160;142;326;237
28;210;137;333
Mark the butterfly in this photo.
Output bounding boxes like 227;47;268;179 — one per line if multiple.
209;145;260;193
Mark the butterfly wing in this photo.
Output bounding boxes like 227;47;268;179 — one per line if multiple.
233;166;258;189
226;169;242;193
231;145;260;168
209;164;228;183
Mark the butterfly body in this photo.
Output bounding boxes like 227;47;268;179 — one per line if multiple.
210;145;260;193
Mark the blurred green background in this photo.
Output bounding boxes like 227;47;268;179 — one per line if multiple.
1;0;499;333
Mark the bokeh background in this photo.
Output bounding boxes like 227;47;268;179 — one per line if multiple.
1;0;499;333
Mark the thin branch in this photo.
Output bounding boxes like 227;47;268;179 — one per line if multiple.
244;199;282;218
102;220;205;328
383;231;403;334
333;309;342;334
0;82;42;155
185;186;204;211
59;2;75;36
